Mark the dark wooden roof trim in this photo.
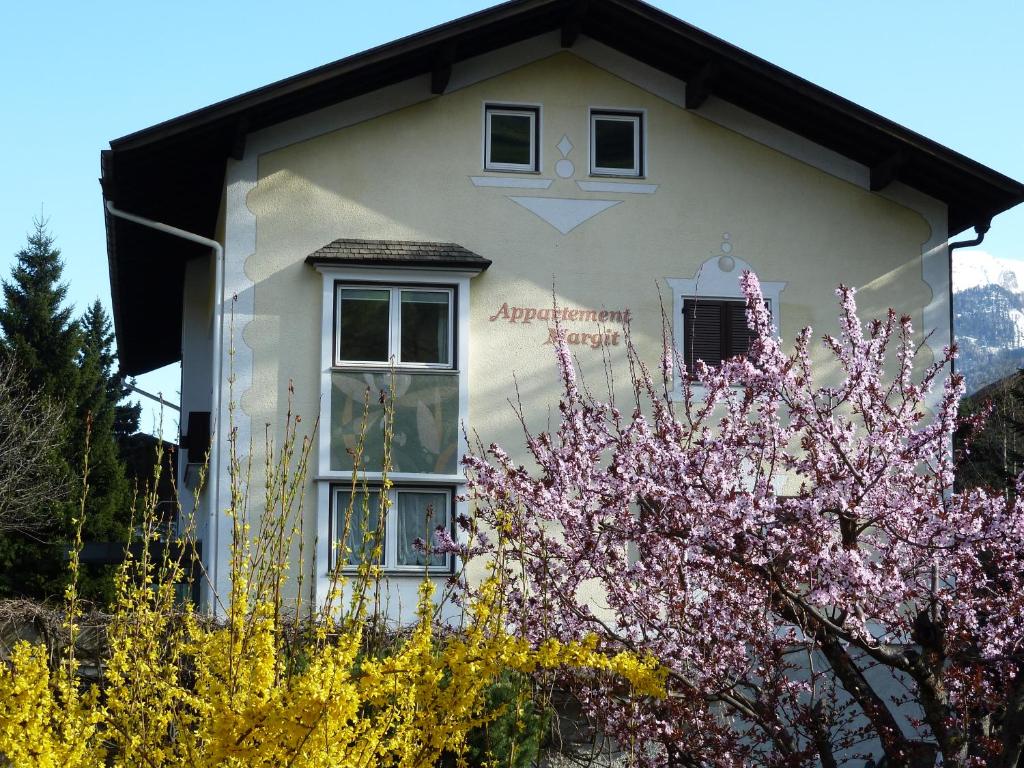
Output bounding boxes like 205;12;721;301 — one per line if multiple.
108;0;563;153
560;0;587;48
684;60;715;110
430;42;457;95
308;255;492;272
229;116;249;161
870;151;907;193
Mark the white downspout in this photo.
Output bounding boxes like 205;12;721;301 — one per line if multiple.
105;200;226;613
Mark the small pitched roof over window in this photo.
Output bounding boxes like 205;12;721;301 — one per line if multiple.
305;239;491;272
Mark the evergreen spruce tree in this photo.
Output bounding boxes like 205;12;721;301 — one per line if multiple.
0;221;143;602
0;218;80;402
72;300;138;602
0;218;79;598
114;376;143;451
79;299;141;451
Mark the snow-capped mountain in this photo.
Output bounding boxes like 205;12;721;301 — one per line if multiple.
953;250;1024;393
953;249;1024;294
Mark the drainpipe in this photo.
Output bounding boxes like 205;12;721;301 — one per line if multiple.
947;217;992;375
104;200;225;613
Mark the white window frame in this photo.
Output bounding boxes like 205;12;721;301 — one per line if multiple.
589;109;643;177
666;256;786;400
484;104;540;173
334;284;455;369
331;484;454;574
313;265;473;609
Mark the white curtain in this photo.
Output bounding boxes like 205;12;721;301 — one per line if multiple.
396;491;447;566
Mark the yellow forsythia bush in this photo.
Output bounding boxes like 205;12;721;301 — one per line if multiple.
0;565;663;767
0;391;664;767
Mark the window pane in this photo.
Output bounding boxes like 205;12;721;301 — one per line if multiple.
401;290;450;364
489;112;533;166
396;491;448;567
338;288;390;362
335;489;383;566
594;117;637;171
331;371;460;474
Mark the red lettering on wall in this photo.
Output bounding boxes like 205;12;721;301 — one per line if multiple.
489;302;631;349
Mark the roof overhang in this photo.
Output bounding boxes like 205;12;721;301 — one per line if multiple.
102;0;1024;375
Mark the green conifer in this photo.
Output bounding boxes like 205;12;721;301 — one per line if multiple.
0;218;79;598
0;218;80;401
0;222;141;603
71;300;138;602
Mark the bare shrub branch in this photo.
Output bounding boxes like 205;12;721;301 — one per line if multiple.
0;353;69;533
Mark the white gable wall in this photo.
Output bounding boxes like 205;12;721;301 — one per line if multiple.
201;33;949;615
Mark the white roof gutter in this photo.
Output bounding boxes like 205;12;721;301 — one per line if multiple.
105;200;225;614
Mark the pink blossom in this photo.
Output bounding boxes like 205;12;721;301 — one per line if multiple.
462;273;1024;766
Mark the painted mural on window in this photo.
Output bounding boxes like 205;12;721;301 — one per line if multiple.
330;371;459;474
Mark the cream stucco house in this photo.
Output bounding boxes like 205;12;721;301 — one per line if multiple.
101;0;1024;613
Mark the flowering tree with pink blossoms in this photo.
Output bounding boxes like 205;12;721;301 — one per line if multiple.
461;274;1024;768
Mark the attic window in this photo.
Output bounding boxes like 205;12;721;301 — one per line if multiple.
484;105;539;172
591;110;643;176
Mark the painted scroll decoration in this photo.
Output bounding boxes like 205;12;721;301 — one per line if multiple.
469;134;658;234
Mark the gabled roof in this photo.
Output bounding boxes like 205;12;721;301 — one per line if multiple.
305;239;492;272
102;0;1024;375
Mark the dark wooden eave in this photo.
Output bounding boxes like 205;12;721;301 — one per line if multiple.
102;0;1024;375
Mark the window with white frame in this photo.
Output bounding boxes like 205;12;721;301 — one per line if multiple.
666;255;786;397
329;281;462;475
333;485;452;572
335;285;453;368
590;110;643;177
484;104;539;172
313;260;478;606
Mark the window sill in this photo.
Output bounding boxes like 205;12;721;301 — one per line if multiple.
331;364;459;373
589;171;645;180
316;472;465;482
481;168;543;175
671;377;760;402
332;567;454;577
670;380;703;402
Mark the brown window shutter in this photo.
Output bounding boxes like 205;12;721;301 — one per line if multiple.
683;299;724;369
725;301;756;359
683;298;768;371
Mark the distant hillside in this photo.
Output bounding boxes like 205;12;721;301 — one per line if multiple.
953;250;1024;393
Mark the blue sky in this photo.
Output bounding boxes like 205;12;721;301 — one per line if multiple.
1;0;1021;435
